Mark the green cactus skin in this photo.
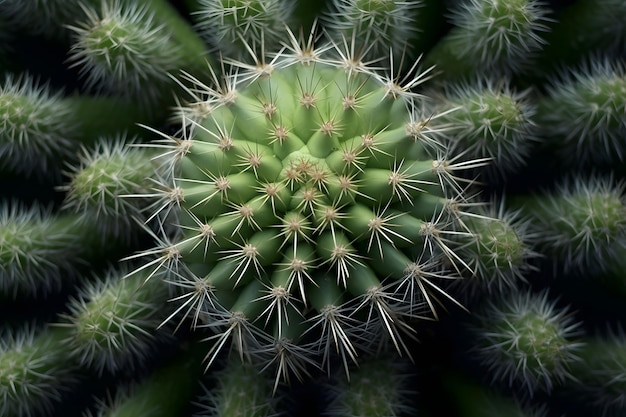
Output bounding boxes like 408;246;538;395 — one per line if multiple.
192;358;279;417
128;23;491;384
322;355;417;417
424;0;552;81
536;58;626;168
55;265;172;376
0;324;80;417
469;288;584;396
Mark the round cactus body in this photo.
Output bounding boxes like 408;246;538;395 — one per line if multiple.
135;27;485;383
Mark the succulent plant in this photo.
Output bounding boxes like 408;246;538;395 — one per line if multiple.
125;21;492;384
468;288;584;395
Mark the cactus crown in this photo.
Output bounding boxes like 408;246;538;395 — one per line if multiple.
129;24;489;383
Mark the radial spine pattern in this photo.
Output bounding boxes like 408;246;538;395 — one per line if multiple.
132;26;488;383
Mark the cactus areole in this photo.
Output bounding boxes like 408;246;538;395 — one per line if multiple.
144;27;480;381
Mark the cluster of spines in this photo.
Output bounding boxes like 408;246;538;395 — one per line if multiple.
451;201;539;298
65;0;185;105
536;57;626;168
518;175;626;275
431;78;539;179
55;265;172;376
191;0;295;60
59;135;161;244
322;355;417;417
0;72;162;179
0;74;74;175
468;288;584;396
0;324;80;417
0;202;86;298
192;358;279;417
424;0;553;80
322;0;424;62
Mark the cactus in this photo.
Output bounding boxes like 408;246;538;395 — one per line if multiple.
125;21;495;384
424;0;553;81
569;328;626;416
0;202;87;298
55;265;173;376
468;288;584;396
323;0;424;62
191;0;295;59
519;176;626;275
536;58;626;168
321;355;417;417
431;78;539;180
0;324;80;417
192;358;279;417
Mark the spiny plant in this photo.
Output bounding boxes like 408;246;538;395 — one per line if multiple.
570;327;626;417
126;20;491;385
451;201;539;298
191;0;296;59
0;324;80;417
468;288;584;396
64;0;210;110
536;57;626;168
323;0;424;62
55;265;172;376
321;355;417;417
0;73;157;178
0;201;86;298
59;135;161;244
0;74;75;176
424;0;553;81
431;78;539;180
519;175;626;275
192;358;280;417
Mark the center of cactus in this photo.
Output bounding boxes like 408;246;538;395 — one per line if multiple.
145;29;475;382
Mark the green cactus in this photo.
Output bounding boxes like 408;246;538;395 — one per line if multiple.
55;265;173;376
322;355;417;417
0;324;80;417
424;0;553;81
468;288;584;396
125;22;492;384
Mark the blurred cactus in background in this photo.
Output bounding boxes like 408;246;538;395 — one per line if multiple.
1;0;626;416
